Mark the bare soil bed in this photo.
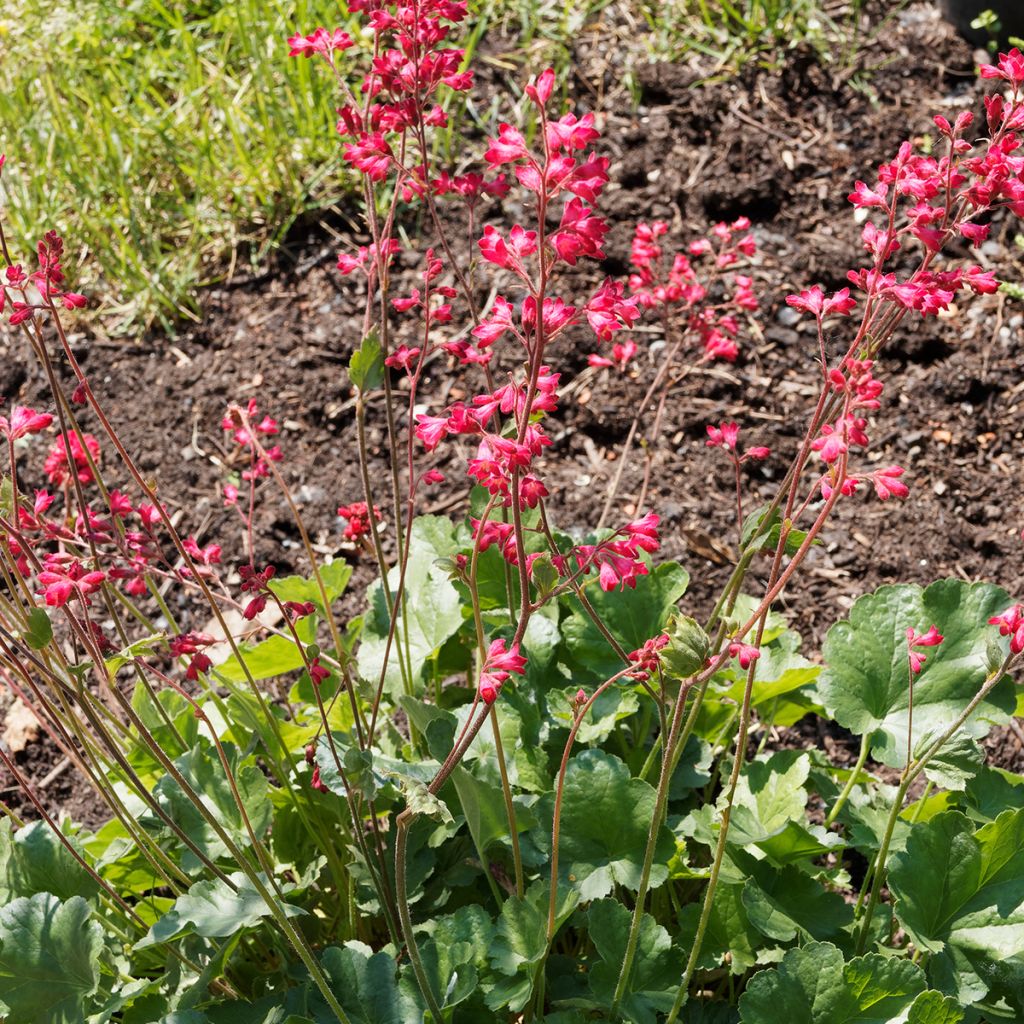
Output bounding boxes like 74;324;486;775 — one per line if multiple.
4;1;1023;822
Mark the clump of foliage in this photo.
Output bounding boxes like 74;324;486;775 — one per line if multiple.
2;6;1024;1023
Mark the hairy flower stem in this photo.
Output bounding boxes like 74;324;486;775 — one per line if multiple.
395;809;447;1023
855;655;1016;954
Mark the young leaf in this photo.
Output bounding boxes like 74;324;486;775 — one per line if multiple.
738;941;926;1023
348;328;385;391
557;749;674;900
269;559;352;615
0;894;103;1024
24;608;52;650
818;580;1016;770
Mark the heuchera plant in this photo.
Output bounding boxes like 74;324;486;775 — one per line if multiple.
3;6;1024;1022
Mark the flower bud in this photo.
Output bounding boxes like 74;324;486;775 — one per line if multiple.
661;614;711;679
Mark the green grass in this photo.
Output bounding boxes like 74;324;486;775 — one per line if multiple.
0;0;349;333
637;0;873;80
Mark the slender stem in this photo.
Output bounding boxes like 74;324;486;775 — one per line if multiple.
395;810;446;1023
490;706;524;898
610;680;691;1015
826;731;871;827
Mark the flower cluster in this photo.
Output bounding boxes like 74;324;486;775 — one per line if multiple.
623;218;758;363
478;638;527;704
1;229;87;325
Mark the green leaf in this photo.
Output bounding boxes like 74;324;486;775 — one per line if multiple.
557;749;674;900
488;883;575;1013
24;608;53;650
741;505;816;557
741;862;853;942
906;990;965;1024
104;634;166;675
889;807;1024;1010
924;734;984;792
153;742;272;869
0;820;99;904
965;766;1024;823
348;328;385;391
321;944;420;1024
818;580;1015;769
738;941;926;1023
726;750;819;857
451;764;509;853
678;881;773;975
138;872;303;948
412;905;494;1012
216;632;308;683
268;560;352;616
0;894;103;1024
587;898;676;1021
563;562;688;681
357;516;464;698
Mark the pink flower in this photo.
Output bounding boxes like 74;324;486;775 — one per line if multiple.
627;634;670;680
525;67;555;106
343;132;393;181
706;422;739;451
338;501;382;541
906;625;944;674
415;413;450;451
44;432;101;486
309;657;331;686
384;344;421;372
785;285;857;319
848;180;889;208
479;638;527;704
518;475;548;509
287;27;354;59
37;558;106;608
871;465;909;501
551;198;607;265
1;405;53;440
623;512;660;553
989;605;1024;655
728;641;760;669
980;47;1024;88
484;124;529;166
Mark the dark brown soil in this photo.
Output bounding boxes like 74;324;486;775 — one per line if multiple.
3;2;1023;823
